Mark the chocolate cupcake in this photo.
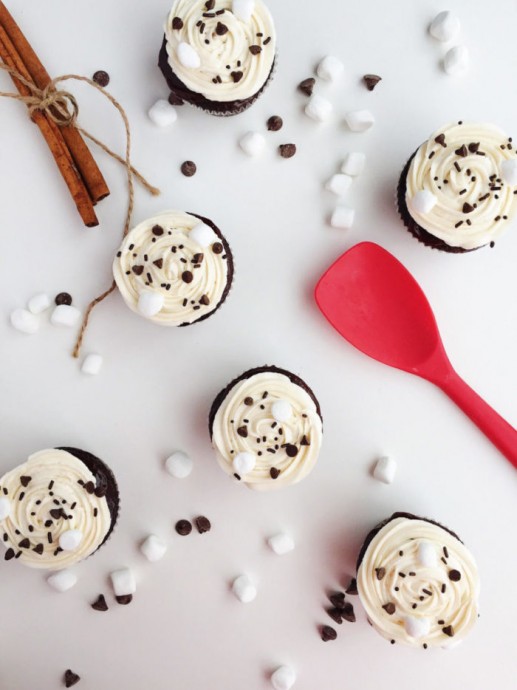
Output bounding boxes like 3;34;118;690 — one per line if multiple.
159;0;276;116
209;366;323;490
398;122;517;252
113;210;233;326
356;512;480;649
0;448;119;570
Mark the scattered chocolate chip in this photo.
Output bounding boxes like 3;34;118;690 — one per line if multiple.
172;16;184;30
20;475;32;487
195;516;211;534
93;70;110;87
175;519;192;536
55;292;72;306
18;538;30;549
84;481;95;495
116;594;133;605
435;133;446;147
468;142;480;153
181;160;197;177
230;71;243;83
279;143;296;158
4;548;15;561
382;602;396;615
132;265;144;276
249;44;262;55
182;271;194;283
212;242;223;254
284;443;298;457
327;607;343;624
33;543;44;554
91;594;109;612
50;508;64;520
269;467;280;479
375;567;386;580
153;258;164;269
341;602;356;623
152;225;164;236
237;426;248;438
345;578;358;595
363;74;382;91
329;592;346;609
267;115;283;132
455;145;468;157
462;203;474;214
298;77;315;96
448;569;461;581
244;396;253;406
321;625;337;641
442;625;455;637
168;91;184;106
64;670;81;688
205;0;215;9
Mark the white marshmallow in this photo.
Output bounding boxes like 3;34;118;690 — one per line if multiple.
110;567;136;596
81;353;103;376
148;99;178;127
0;497;11;520
305;94;333;122
409;189;437;214
341;152;366;177
429;11;461;43
140;534;167;562
138;290;164;318
27;292;51;315
330;205;355;229
345;109;375;133
271;665;296;690
10;308;39;334
325;173;353;196
50;304;81;327
417;541;438;568
501;159;517;185
316;55;344;82
165;450;193;479
372;456;397;484
271;400;292;422
47;570;78;593
443;45;469;76
404;616;431;639
239;131;266;156
232;574;257;603
232;0;254;22
268;532;295;556
189;222;219;248
177;42;201;69
59;529;83;551
233;452;256;476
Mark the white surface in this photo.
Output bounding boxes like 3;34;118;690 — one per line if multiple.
1;1;517;689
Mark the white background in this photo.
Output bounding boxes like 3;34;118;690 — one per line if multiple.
1;0;516;688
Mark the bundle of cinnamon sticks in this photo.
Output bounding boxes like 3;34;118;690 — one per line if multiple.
0;1;109;226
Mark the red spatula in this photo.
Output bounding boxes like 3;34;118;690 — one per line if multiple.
315;242;517;468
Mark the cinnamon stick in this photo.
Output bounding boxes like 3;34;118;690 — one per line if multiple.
0;25;98;227
0;0;110;205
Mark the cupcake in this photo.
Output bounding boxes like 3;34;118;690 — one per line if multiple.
356;512;480;649
159;0;276;116
0;448;119;570
113;210;234;326
209;365;323;490
398;121;517;252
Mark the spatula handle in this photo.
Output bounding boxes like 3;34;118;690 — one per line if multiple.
439;369;517;469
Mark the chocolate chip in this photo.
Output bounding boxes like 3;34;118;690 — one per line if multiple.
327;607;343;624
341;602;356;623
320;625;337;641
244;396;254;406
212;242;223;254
205;0;215;9
20;475;32;487
434;133;446;147
199;294;210;306
152;225;164;236
375;567;386;580
382;602;396;615
116;594;133;605
55;292;72;306
345;578;358;595
215;21;228;35
468;142;480;153
194;516;211;534
300;435;310;446
329;592;346;609
298;77;315;96
363;74;382;91
269;467;280;479
132;265;144;276
231;71;243;83
455;144;468;157
93;70;110;87
33;543;44;555
267;115;283;131
442;625;455;637
237;426;248;437
84;481;95;494
4;548;15;561
283;444;297;457
182;271;194;283
172;16;184;30
181;160;197;177
448;569;461;581
175;519;192;536
50;508;64;520
18;538;30;549
153;258;164;269
462;203;474;214
279;143;296;158
64;670;81;688
91;594;109;611
249;44;262;55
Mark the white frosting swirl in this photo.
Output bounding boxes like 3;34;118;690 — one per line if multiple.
164;0;276;102
0;449;112;570
113;211;231;326
406;122;517;249
211;369;323;490
357;516;480;648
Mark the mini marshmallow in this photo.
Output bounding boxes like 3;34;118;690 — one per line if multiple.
501;159;517;185
138;290;164;318
330;205;355;229
50;304;81;327
110;567;136;597
148;99;178;127
443;45;469;76
316;55;344;82
233;452;256;476
404;616;430;639
232;0;254;22
417;541;438;568
345;109;375;133
341;152;366;177
232;574;257;603
10;308;39;334
373;456;397;484
239;131;266;156
177;42;201;69
47;570;78;593
189;222;219;247
271;665;296;690
165;450;193;479
81;353;103;376
305;94;333;122
325;173;353;196
271;400;293;422
0;497;11;520
429;11;461;43
268;532;295;556
140;534;167;562
59;529;83;551
27;292;51;315
409;189;437;214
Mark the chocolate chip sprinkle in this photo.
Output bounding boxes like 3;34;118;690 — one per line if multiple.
341;602;356;623
442;625;455;637
375;567;386;580
279;143;296;159
382;603;396;615
132;265;144;276
327;607;343;624
18;538;30;549
231;71;243;83
462;203;474;214
181;160;197;177
153;258;163;269
33;543;44;555
267;115;283;131
91;594;109;612
20;475;32;487
363;74;382;91
284;444;298;457
435;133;446;147
346;578;358;595
269;467;280;479
448;569;461;581
249;44;261;54
182;271;194;283
172;16;184;30
175;519;192;536
244;397;253;406
329;592;346;609
93;70;110;87
64;670;81;688
298;77;315;96
195;516;211;534
55;292;72;306
4;548;15;561
320;625;337;641
237;426;248;438
116;594;133;605
212;242;223;254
